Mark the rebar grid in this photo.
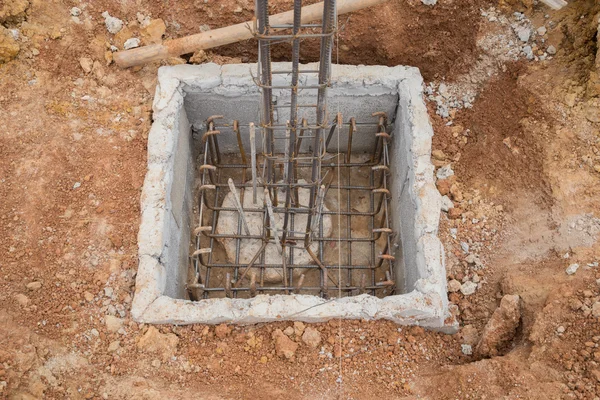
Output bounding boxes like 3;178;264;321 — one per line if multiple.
186;0;396;301
187;114;396;300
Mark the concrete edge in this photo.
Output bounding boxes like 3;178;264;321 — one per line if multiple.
133;63;453;331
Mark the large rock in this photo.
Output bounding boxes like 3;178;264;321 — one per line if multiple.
137;326;179;361
476;294;521;357
0;27;19;64
0;0;29;24
215;179;332;283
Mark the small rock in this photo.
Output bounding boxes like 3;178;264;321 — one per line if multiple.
436;179;451;195
546;45;556;55
441;196;454;212
79;57;93;73
476;295;521;357
436;164;454;180
105;315;123;333
101;11;123;34
70;7;81;17
31;48;39;56
104;287;113;298
460;324;479;346
592;302;600;318
460;242;470;253
151;359;161;368
26;281;42;291
141;19;166;44
447;279;461;293
536;26;547;36
448;208;463;219
123;38;140;50
293;321;305;336
137;326;179;361
272;329;298;359
301;327;321;348
556;326;565;334
421;0;437;6
215;324;231;339
461;344;473;355
14;293;30;307
431;149;446;161
0;26;20;64
515;26;531;42
522;45;534;60
460;281;477;296
283;326;295;336
83;291;94;302
108;341;120;352
566;263;579;275
200;24;211;32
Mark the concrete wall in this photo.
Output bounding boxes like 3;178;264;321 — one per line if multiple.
132;63;455;332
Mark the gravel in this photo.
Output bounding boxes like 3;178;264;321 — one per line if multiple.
102;11;123;34
566;263;580;275
460;281;478;296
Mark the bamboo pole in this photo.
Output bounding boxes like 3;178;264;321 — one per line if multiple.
114;0;387;68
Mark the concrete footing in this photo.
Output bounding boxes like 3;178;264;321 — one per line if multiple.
132;63;455;332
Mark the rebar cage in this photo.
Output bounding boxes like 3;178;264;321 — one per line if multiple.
186;0;398;301
187;113;397;300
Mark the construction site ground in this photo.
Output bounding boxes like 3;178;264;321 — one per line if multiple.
1;0;600;398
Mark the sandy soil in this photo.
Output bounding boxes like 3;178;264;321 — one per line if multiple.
1;0;600;398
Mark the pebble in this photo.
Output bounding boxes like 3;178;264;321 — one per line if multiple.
556;326;566;334
460;242;470;253
104;287;113;298
447;279;461;293
592;302;600;318
441;195;454;212
546;45;556;55
537;26;547;36
105;315;123;333
101;11;123;34
283;326;295;336
73;182;81;189
515;26;531;42
84;291;94;302
436;164;454;180
461;344;473;355
108;341;120;352
302;327;321;348
522;45;534;60
70;7;81;17
215;324;231;339
137;326;179;361
79;57;93;73
460;281;478;296
566;263;579;275
14;293;30;307
123;37;140;50
26;281;42;291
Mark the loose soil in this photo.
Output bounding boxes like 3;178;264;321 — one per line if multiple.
1;0;600;399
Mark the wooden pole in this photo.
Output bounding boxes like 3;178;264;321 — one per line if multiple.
114;0;387;68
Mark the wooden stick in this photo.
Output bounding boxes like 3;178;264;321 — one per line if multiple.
264;188;283;254
114;0;388;68
228;178;251;235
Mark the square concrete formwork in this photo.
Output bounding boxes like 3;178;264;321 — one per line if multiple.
132;63;454;331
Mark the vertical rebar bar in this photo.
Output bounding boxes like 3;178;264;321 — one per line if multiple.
305;0;336;246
